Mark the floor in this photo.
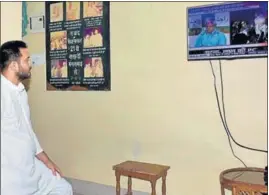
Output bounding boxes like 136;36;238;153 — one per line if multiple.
66;178;150;195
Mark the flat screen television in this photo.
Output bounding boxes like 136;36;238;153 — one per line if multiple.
187;1;268;60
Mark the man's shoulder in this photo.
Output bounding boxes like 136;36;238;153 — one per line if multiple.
1;75;10;91
215;30;225;36
1;82;12;98
199;30;206;36
1;89;12;106
1;81;14;106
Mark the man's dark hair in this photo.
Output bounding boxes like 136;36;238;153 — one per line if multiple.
0;40;28;70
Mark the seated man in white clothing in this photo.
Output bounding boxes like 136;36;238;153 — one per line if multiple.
0;40;73;195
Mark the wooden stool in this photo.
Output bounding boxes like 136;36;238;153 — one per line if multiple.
112;161;170;195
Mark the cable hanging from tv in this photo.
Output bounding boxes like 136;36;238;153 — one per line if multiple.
209;60;267;158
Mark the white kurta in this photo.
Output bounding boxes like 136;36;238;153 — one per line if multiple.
1;75;59;195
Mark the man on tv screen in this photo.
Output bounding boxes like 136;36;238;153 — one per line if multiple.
195;17;227;47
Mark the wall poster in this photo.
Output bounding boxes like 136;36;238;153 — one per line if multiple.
45;2;110;91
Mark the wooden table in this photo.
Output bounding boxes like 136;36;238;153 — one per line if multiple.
113;161;170;195
219;167;267;195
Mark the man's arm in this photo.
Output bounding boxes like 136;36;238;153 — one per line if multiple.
23;92;44;155
24;92;62;176
30;128;44;155
36;150;62;176
36;151;50;164
27;118;62;176
29;128;62;176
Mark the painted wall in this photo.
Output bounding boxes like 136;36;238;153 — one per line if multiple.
0;2;22;44
14;2;269;195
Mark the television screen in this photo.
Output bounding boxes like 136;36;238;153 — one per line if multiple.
187;2;268;60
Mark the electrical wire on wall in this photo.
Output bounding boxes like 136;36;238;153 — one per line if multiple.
209;60;267;168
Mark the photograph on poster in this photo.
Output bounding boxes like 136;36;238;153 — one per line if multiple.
83;27;103;48
84;57;104;78
83;2;103;18
50;31;67;50
66;2;81;21
50;3;63;22
51;59;68;78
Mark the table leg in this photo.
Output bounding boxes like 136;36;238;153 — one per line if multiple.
127;176;132;195
116;172;121;195
162;175;166;195
151;181;156;195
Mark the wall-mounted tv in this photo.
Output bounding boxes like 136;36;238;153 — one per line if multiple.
187;2;268;60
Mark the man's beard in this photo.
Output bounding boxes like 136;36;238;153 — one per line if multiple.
17;71;31;80
16;64;31;80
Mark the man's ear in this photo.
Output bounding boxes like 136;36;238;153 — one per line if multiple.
9;61;19;72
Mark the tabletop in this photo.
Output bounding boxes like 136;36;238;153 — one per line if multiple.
113;161;170;176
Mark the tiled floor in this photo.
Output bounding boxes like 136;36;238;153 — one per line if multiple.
67;178;150;195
